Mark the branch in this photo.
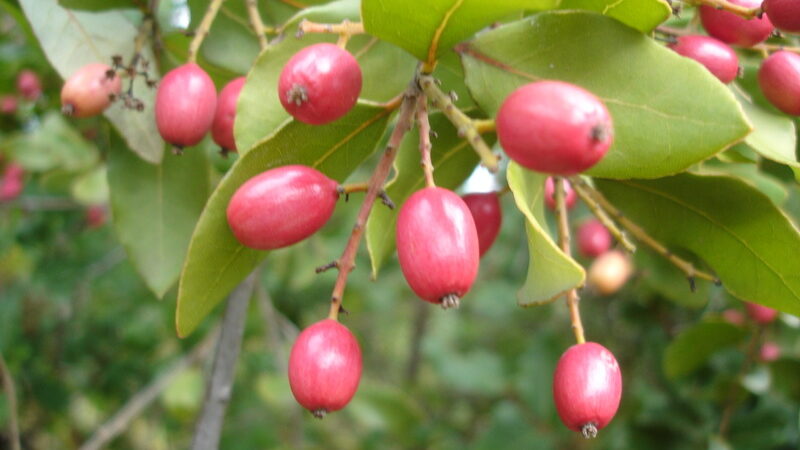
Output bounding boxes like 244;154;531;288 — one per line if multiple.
554;177;586;345
686;0;761;19
187;0;226;63
415;95;436;188
245;0;268;51
296;19;365;45
570;181;636;253
0;351;20;450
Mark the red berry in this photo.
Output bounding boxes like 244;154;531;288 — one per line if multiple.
278;43;362;125
288;319;362;418
496;81;613;175
722;308;746;326
553;342;622;438
0;96;17;115
544;177;577;211
758;50;800;115
588;250;633;296
86;205;107;228
699;0;773;47
396;187;479;308
668;35;740;84
745;302;779;324
61;63;122;118
227;165;339;250
760;341;781;362
462;192;502;257
577;219;612;258
211;76;245;153
16;70;41;100
763;0;800;33
155;63;217;148
0;163;24;202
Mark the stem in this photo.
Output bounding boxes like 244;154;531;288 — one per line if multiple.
405;301;430;384
571;181;636;253
418;74;499;172
415;95;436;188
0;351;20;450
187;0;226;63
473;118;495;134
686;0;761;18
338;182;369;195
751;43;800;55
245;0;268;51
719;324;765;437
129;14;154;69
297;19;365;38
554;177;586;345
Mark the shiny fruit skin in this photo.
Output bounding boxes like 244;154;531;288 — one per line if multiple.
588;250;632;295
763;0;800;33
278;43;362;125
760;342;781;362
396;187;480;306
462;192;502;257
61;63;122;118
553;342;622;437
155;63;217;147
669;35;740;84
288;319;362;417
211;76;245;152
0;163;24;202
577;220;612;258
745;302;779;324
226;165;339;250
17;70;41;100
699;0;773;47
496;81;613;175
544;177;577;211
0;96;17;115
758;51;800;115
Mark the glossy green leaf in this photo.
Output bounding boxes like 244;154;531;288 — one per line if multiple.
596;173;800;316
507;163;584;306
461;11;752;179
58;0;136;11
70;166;109;206
634;248;710;309
733;87;799;169
9;112;98;173
20;0;164;163
663;320;746;378
698;161;788;206
559;0;671;32
361;0;558;63
176;103;393;337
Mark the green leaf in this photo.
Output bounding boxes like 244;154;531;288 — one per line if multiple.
70;165;109;206
19;0;164;163
361;0;558;63
460;11;752;179
663;320;746;378
506;163;584;306
108;138;211;299
596;173;800;316
698;161;788;206
733;87;798;169
366;113;481;278
9;112;98;173
176;103;393;337
559;0;671;32
634;248;710;309
58;0;136;11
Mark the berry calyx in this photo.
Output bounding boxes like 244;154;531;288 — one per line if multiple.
0;96;17;115
278;43;362;125
760;341;781;362
745;302;779;324
544;177;577;211
396;187;479;308
668;35;740;84
762;0;800;33
588;250;632;295
16;69;41;100
699;0;773;47
226;165;339;250
155;63;217;148
60;63;122;118
496;81;613;175
288;319;362;418
211;76;246;154
758;50;800;116
462;192;502;257
577;219;612;258
0;163;24;202
553;342;622;438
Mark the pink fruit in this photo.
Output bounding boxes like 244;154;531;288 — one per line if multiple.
588;250;633;296
16;70;41;100
762;0;800;33
278;43;362;125
668;35;740;83
462;192;502;257
544;177;577;211
288;319;362;418
699;0;773;47
760;341;781;362
155;63;217;148
577;219;612;258
86;205;107;228
496;81;613;175
553;342;622;438
0;163;24;202
226;165;339;250
211;76;246;153
722;308;746;326
745;302;779;324
758;51;800;115
0;96;17;115
61;63;122;118
397;187;480;308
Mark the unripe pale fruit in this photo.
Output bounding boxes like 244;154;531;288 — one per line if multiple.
496;81;613;175
668;35;740;84
61;63;122;118
227;165;339;250
588;250;632;295
763;0;800;33
553;342;622;438
722;308;746;326
0;163;24;202
699;0;774;47
397;187;480;308
760;341;781;362
278;43;362;125
0;96;17;115
288;319;362;418
211;76;245;152
462;192;502;257
16;69;41;100
577;219;612;258
155;63;217;148
745;302;779;324
758;51;800;115
544;177;577;211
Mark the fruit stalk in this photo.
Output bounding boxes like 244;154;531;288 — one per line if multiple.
570;179;636;253
752;43;800;56
554;177;586;345
245;0;269;51
297;19;365;39
187;0;226;63
473;118;495;134
415;95;436;188
688;0;761;19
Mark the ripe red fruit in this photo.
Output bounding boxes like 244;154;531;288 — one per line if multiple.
496;81;613;175
86;205;107;228
278;43;362;125
16;70;41;100
668;35;740;84
397;187;479;308
462;192;502;257
553;342;622;438
0;96;17;115
227;165;339;250
544;177;577;211
758;51;800;115
722;308;746;326
288;319;362;418
745;302;779;324
588;250;633;295
0;163;24;202
760;342;781;362
211;76;245;153
699;0;773;47
577;220;612;258
61;63;122;118
762;0;800;33
155;63;217;148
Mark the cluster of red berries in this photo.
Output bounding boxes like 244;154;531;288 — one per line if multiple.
723;302;783;362
1;70;43;116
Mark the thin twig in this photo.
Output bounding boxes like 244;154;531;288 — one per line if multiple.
296;19;364;38
571;182;636;253
473;119;495;134
554;177;586;345
0;351;20;450
187;0;226;63
686;0;761;18
751;43;800;55
415;95;436;188
245;0;268;51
